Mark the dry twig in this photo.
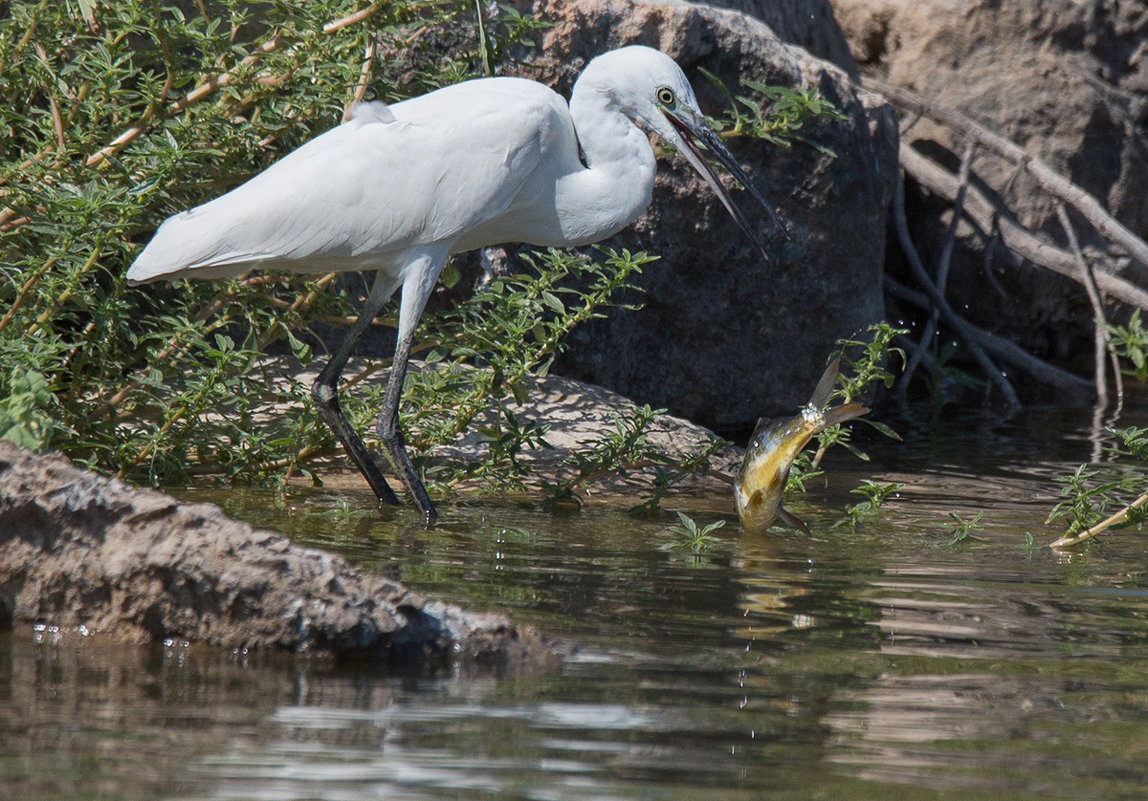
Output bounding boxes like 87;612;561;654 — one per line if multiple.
1049;493;1148;549
865;78;1148;271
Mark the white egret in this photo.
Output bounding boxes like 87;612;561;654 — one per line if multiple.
128;45;784;523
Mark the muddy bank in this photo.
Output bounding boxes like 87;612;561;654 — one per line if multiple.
0;440;558;671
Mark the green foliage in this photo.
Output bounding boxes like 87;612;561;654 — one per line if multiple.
1047;426;1148;545
533;401;730;512
941;511;986;545
1105;310;1148;382
832;322;910;405
0;369;61;449
784;452;822;494
1;0;527;483
400;247;656;497
786;322;906;495
663;511;726;553
701;70;847;150
833;479;904;530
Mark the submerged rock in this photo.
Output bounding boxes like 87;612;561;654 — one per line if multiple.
0;440;557;671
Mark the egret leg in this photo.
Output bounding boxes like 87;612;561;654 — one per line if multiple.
376;253;447;524
311;273;402;506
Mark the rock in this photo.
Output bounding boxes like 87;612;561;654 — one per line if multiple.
279;357;742;495
423;369;743;494
0;439;557;671
509;0;897;431
830;0;1148;375
705;0;859;76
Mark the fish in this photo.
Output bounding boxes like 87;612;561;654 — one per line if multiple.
735;358;869;534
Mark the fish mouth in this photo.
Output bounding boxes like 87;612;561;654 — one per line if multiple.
661;106;789;258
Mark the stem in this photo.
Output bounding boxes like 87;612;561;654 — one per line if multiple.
1049;493;1148;549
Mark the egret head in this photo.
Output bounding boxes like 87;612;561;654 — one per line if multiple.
584;46;787;255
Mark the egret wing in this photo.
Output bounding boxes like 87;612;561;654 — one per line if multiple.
128;79;567;283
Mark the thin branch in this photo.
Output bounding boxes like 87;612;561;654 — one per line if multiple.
865;77;1148;271
343;36;378;122
0;256;58;333
1055;203;1123;410
899;144;1148;312
323;4;381;34
892;178;1020;406
1049;493;1148;549
898;139;975;397
84;1;176;169
885;275;1092;394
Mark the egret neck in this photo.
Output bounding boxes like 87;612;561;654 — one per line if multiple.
559;76;658;245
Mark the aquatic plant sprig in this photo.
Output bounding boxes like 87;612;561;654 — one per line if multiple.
942;511;987;545
1104;309;1148;382
833;480;905;531
781;323;906;505
1047;426;1148;549
663;511;726;553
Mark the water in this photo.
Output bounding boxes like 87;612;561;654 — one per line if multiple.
3;404;1148;800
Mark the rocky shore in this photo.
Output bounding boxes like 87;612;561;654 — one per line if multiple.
0;439;558;670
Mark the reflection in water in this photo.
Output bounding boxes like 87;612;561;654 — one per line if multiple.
731;526;1148;797
3;404;1148;800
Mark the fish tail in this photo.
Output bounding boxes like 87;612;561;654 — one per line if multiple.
820;402;868;429
808;357;842;409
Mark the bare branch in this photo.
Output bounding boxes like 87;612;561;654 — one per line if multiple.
885;275;1092;395
1055;203;1123;409
891;178;1020;406
899;144;1148;312
898;139;976;397
865;77;1148;271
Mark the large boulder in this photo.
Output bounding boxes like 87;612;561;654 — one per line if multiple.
510;0;897;431
696;0;859;76
830;0;1148;375
0;440;555;670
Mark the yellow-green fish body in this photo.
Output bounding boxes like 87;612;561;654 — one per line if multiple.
735;359;868;534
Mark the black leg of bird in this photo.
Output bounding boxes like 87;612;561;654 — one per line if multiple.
310;287;402;507
376;257;443;523
376;289;439;524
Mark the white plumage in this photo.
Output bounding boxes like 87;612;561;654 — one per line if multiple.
129;46;781;521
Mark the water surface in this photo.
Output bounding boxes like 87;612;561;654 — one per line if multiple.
3;404;1148;800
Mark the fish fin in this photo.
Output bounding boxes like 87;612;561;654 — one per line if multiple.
748;416;771;442
821;402;869;429
809;357;842;409
778;506;811;535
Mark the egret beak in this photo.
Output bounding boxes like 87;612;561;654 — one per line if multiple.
661;106;788;258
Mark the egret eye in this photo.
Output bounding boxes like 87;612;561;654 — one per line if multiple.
656;87;675;106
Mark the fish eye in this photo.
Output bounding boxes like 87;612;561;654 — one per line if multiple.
656;86;675;106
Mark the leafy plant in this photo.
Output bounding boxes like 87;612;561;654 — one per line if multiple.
0;369;62;450
701;70;847;151
834;480;904;530
941;511;987;545
784;323;906;493
1047;426;1148;548
1105;310;1148;382
663;511;726;553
